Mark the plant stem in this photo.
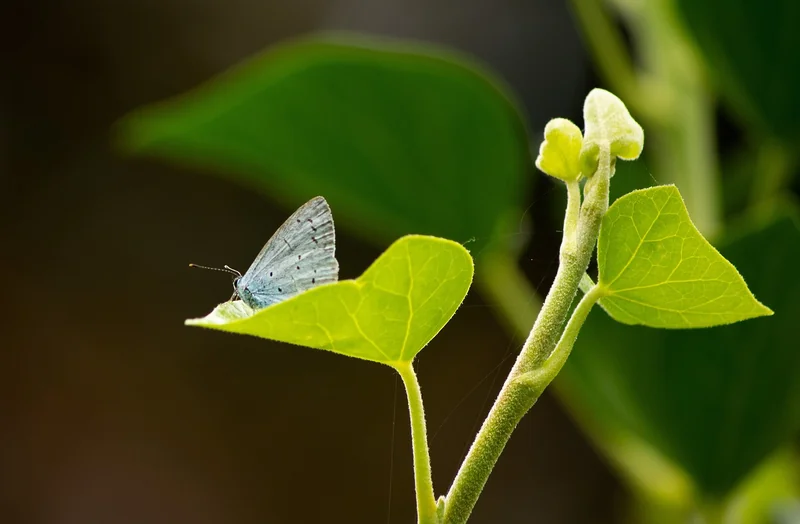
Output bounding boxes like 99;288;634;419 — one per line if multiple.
396;361;438;524
568;0;641;112
522;155;608;370
475;181;579;339
443;152;611;524
750;138;796;209
618;0;723;237
571;0;722;238
698;502;725;524
562;180;582;254
519;284;603;388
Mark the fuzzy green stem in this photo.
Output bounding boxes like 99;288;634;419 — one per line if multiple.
397;362;438;524
521;152;609;371
518;284;603;389
562;180;582;254
442;150;612;524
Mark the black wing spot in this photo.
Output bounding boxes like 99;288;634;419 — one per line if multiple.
269;271;273;277
297;254;301;260
312;277;316;284
312;237;317;244
296;265;300;270
314;269;317;273
296;219;301;223
311;225;317;232
278;287;282;292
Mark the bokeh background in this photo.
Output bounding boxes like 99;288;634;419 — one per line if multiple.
3;0;799;523
3;1;608;523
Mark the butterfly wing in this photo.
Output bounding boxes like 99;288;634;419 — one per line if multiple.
236;196;338;309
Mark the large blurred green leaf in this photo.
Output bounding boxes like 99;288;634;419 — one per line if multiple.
562;213;800;497
187;235;473;368
120;34;531;256
597;185;772;328
674;0;800;141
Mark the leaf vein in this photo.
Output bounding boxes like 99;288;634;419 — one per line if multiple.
605;190;675;287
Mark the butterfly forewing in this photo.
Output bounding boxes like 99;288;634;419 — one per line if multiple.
236;196;338;309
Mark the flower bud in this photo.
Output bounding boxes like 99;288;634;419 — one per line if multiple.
535;118;584;182
580;88;644;176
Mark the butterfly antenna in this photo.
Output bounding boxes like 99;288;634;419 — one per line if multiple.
223;265;243;277
188;263;242;277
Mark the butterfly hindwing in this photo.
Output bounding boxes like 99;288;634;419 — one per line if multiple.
236;196;338;309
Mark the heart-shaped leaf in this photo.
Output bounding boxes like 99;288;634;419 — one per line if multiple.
563;213;800;496
119;34;531;258
186;235;473;368
597;185;772;328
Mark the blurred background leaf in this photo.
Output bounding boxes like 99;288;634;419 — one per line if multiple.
9;0;800;521
674;0;800;142
119;35;533;259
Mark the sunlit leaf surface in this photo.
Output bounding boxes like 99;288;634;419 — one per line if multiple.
564;213;800;496
187;235;473;367
597;185;772;328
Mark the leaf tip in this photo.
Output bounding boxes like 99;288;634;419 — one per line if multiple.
755;301;774;318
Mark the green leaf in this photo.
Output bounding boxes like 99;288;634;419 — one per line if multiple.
562;213;800;497
597;185;772;328
674;0;800;141
119;34;531;258
186;235;473;367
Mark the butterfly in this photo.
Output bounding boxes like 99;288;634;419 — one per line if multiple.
192;196;339;310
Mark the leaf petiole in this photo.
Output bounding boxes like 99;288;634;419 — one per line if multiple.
517;283;605;391
562;179;582;255
396;361;439;524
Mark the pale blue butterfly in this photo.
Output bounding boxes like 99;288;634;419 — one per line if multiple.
192;196;339;309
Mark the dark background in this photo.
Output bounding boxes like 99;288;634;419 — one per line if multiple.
2;1;618;522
